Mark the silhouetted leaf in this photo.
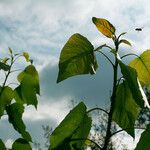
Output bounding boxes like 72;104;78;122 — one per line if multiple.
119;39;132;47
57;33;98;83
0;62;10;71
6;103;32;141
129;50;150;90
135;124;150;150
49;102;87;150
8;47;13;54
119;62;149;108
92;17;115;38
0;139;6;150
0;86;14;118
12;138;32;150
113;81;140;138
16;65;40;108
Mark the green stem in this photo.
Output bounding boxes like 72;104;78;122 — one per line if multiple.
121;53;139;59
87;107;109;115
102;40;119;150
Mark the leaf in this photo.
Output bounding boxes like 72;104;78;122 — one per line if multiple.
12;138;32;150
119;39;132;47
119;62;149;108
0;139;6;150
0;62;10;71
8;47;13;54
2;57;9;64
135;124;150;150
6;103;32;141
92;17;116;38
49;102;87;150
113;81;140;137
23;52;30;62
129;50;150;90
71;114;92;149
15;65;40;108
57;33;98;83
0;86;14;118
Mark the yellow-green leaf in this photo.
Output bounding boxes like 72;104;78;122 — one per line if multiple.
8;47;13;54
23;52;30;62
119;39;132;47
92;17;116;38
129;50;150;90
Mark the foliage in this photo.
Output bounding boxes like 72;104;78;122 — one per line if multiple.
0;49;39;149
52;17;150;150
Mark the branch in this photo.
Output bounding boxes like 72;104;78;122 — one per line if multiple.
87;107;109;115
111;127;146;137
70;138;102;149
121;53;139;59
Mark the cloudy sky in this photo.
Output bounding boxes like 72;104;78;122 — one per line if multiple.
0;0;150;149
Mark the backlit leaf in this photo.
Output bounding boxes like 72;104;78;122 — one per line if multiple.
57;33;98;83
49;102;87;150
119;39;132;47
0;86;14;118
2;57;9;64
12;138;32;150
16;65;40;108
119;62;149;108
129;50;150;90
23;52;30;62
92;17;115;38
0;139;6;150
135;124;150;150
113;81;140;137
6;103;32;141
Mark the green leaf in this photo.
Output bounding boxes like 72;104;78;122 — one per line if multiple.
23;52;30;62
57;33;98;83
15;65;40;108
2;57;9;64
0;62;10;71
119;62;149;108
0;139;6;150
135;124;150;150
113;81;140;137
0;86;14;118
6;103;32;142
129;50;150;90
8;47;13;54
49;102;87;150
119;39;132;47
12;138;32;150
92;17;116;38
71;114;92;149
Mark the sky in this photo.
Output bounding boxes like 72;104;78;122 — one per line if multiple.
0;0;150;149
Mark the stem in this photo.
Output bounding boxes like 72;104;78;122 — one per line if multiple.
70;138;102;149
98;51;114;67
102;39;119;150
87;107;109;115
121;53;139;59
110;127;146;138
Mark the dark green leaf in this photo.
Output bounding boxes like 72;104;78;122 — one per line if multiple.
119;62;149;108
12;138;32;150
113;81;140;137
135;124;150;150
71;114;92;149
92;17;116;38
6;103;32;141
57;33;98;83
15;65;40;108
0;86;14;118
0;139;6;150
0;62;10;71
129;50;150;90
119;39;132;47
49;102;87;150
8;47;13;54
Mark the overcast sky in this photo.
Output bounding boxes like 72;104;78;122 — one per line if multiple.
0;0;150;149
